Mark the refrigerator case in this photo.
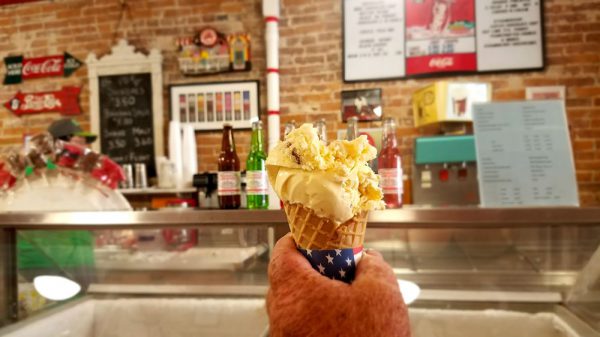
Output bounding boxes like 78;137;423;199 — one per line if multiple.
0;209;598;337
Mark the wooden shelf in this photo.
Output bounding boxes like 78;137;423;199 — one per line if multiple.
119;187;196;195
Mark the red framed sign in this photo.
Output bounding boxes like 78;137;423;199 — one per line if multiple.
4;86;82;116
0;0;40;5
3;52;82;84
343;0;544;82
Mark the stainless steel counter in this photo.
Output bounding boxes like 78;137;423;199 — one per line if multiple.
0;207;598;229
1;207;598;333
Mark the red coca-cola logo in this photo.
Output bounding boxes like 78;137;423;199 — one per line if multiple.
428;57;454;69
22;58;62;76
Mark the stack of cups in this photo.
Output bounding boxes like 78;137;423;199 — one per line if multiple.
168;121;184;188
181;124;198;187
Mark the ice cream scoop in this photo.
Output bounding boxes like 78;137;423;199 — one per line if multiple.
266;123;384;224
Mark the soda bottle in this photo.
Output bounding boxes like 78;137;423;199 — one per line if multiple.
346;117;359;140
378;117;403;208
246;121;268;209
314;119;327;144
218;124;241;209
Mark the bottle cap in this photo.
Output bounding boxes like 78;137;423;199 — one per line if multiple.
384;117;397;126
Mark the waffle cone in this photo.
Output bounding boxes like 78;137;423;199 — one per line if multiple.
283;201;367;249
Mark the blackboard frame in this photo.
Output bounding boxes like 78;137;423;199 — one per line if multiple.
86;39;164;169
97;73;156;177
342;0;546;82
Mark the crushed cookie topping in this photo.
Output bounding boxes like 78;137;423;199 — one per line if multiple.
291;148;302;164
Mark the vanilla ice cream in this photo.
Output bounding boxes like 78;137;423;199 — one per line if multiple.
266;124;384;224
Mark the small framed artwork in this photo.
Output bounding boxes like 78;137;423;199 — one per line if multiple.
525;86;566;101
170;80;259;130
341;88;382;122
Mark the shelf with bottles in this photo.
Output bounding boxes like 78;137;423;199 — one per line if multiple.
118;187;196;195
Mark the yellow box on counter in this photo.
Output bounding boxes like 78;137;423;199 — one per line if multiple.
412;82;491;127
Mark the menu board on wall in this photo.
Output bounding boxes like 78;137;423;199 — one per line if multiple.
343;0;544;82
98;73;156;177
472;100;578;207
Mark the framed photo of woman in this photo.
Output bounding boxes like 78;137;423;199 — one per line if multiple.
341;89;382;122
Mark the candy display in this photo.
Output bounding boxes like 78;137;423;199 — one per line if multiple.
176;27;251;75
0;132;125;193
0;163;16;190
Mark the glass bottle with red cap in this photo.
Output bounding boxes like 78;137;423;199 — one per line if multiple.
378;117;403;208
218;123;241;209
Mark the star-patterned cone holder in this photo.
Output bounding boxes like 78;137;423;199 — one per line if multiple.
283;202;367;283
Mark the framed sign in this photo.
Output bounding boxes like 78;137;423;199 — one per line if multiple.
0;0;40;5
341;88;382;122
87;39;164;178
4;86;81;116
526;86;565;101
473;101;578;207
343;0;544;82
169;80;260;131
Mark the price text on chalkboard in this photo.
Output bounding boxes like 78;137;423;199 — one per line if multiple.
98;73;156;177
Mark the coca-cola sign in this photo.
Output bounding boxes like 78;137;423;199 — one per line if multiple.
428;57;454;69
406;54;477;76
22;56;63;77
3;52;82;84
4;86;82;116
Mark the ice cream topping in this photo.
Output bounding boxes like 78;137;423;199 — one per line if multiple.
266;123;384;224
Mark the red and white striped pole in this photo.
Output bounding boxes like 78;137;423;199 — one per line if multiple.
263;0;281;209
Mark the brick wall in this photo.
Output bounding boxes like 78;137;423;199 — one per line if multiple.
0;0;598;205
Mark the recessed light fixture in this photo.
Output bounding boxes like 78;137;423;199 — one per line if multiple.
398;279;420;305
33;275;81;301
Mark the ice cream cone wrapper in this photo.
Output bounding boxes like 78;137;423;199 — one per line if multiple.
283;201;367;283
298;246;364;283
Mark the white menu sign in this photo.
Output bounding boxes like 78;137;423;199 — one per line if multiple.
476;0;543;71
344;0;405;81
473;101;579;207
344;0;544;81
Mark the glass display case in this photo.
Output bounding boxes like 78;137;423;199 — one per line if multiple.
0;208;598;337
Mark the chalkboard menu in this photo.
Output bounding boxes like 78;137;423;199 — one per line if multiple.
98;73;156;177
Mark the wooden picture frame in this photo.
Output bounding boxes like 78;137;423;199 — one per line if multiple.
341;88;383;122
169;80;260;131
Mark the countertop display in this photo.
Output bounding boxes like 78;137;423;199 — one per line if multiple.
0;207;597;336
0;207;599;229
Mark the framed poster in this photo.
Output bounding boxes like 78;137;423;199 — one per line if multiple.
343;0;545;82
341;88;382;122
526;86;565;101
169;80;260;131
